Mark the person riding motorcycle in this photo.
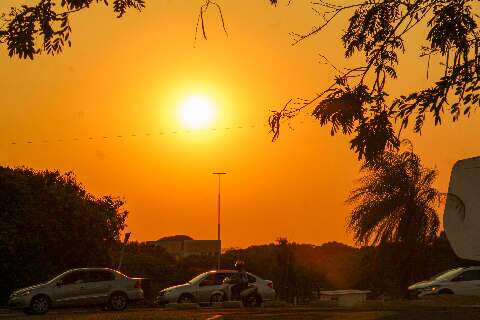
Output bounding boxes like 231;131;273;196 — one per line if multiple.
227;260;249;301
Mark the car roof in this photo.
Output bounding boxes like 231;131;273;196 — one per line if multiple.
207;270;260;277
66;268;117;273
208;269;237;273
68;268;115;271
207;269;254;274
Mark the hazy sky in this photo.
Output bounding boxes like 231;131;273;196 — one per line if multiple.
1;1;480;248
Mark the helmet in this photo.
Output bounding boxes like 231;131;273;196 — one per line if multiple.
234;260;245;271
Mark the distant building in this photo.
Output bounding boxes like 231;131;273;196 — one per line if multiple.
148;236;220;258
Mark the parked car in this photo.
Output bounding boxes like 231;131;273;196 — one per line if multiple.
408;266;480;298
8;268;144;315
155;269;275;306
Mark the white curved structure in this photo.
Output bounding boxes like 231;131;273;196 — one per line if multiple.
444;156;480;261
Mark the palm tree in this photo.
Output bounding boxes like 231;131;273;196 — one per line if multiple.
347;143;441;247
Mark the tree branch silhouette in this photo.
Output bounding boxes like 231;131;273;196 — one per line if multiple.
1;1;478;165
270;0;479;163
0;0;145;59
194;0;228;43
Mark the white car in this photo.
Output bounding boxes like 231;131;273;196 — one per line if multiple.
8;268;144;315
155;269;275;306
408;266;480;298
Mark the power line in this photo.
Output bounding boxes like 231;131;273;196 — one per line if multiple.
4;122;310;146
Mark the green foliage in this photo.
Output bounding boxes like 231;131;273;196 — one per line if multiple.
347;144;441;246
112;241;176;279
222;238;475;299
224;239;342;302
0;166;127;303
343;144;448;294
356;233;480;297
111;242;219;301
113;236;477;300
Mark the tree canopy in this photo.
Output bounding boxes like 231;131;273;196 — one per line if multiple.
346;145;445;294
0;166;127;302
347;143;441;246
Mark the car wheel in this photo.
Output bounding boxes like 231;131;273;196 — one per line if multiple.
30;295;50;315
178;294;195;304
210;293;224;304
244;294;261;307
109;292;128;311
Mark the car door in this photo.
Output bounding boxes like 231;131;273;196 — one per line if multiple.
196;273;218;302
82;270;116;305
451;270;480;295
52;270;90;306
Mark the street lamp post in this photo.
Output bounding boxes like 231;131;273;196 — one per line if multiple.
212;172;226;270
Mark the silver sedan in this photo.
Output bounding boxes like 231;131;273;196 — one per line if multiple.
155;270;275;306
8;268;144;315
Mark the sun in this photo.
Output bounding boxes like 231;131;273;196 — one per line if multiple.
179;94;216;129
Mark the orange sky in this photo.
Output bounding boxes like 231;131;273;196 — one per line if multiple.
1;1;480;248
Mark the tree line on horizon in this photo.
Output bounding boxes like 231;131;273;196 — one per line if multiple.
1;160;478;304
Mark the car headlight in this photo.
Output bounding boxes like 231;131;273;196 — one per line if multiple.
12;290;31;298
422;286;438;292
159;289;174;297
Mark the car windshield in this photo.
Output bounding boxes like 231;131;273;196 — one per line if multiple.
188;272;208;284
48;270;72;283
429;268;464;281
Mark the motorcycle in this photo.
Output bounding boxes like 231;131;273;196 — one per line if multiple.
221;277;262;307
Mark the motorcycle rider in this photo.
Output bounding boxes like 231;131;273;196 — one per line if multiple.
229;260;249;301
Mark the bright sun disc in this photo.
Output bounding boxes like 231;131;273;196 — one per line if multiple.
179;95;216;129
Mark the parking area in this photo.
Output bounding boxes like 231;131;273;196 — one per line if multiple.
2;305;480;320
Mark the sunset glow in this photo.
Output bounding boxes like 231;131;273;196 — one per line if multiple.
179;94;216;129
1;1;479;249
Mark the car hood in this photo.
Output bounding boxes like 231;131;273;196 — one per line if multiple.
162;283;191;292
12;283;48;295
408;280;441;290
